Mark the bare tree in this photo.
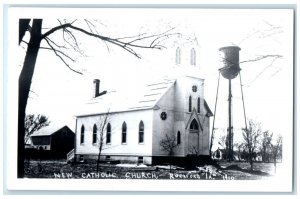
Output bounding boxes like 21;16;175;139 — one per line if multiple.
233;142;244;161
271;134;282;173
160;134;179;172
160;134;179;155
18;19;176;177
242;120;262;171
259;130;273;162
96;111;110;172
24;114;50;144
218;134;229;160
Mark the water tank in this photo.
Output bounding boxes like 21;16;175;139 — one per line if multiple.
219;46;241;79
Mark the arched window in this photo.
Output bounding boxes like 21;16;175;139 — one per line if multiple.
197;97;200;113
92;124;97;144
106;123;111;144
190;48;196;65
190;119;199;130
122;122;127;144
177;131;181;145
139;121;144;143
189;96;192;112
80;125;85;144
176;47;181;65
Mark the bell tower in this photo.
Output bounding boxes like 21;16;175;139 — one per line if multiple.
174;39;200;68
170;35;203;79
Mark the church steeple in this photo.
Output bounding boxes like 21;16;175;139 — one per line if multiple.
172;34;200;69
150;33;204;80
172;37;203;79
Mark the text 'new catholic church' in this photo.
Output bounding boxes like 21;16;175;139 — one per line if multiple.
74;36;213;165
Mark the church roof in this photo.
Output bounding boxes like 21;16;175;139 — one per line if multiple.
128;77;176;110
204;100;213;117
76;77;176;117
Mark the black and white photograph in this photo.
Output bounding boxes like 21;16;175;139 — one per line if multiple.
3;4;295;193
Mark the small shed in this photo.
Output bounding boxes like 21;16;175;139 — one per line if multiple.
30;125;75;159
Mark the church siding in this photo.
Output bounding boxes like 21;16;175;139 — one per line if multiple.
176;76;208;156
201;115;210;155
152;84;175;156
75;109;153;163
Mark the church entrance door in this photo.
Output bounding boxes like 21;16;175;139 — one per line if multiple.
188;131;199;155
187;119;200;155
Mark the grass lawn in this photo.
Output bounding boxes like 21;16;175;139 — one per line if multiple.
24;160;278;180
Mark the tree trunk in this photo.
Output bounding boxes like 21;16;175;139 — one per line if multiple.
18;19;42;178
249;150;253;171
19;19;31;45
96;141;103;172
169;155;172;173
274;156;277;174
250;160;253;171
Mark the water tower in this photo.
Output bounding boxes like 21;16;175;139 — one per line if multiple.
212;46;247;161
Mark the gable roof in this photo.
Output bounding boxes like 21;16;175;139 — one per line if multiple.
129;77;176;110
204;100;213;117
185;108;204;131
31;125;73;137
76;77;176;117
76;75;213;118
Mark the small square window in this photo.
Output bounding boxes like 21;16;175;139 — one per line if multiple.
79;155;84;162
106;156;111;160
138;156;143;164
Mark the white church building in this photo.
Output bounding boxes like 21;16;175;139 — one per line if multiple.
74;36;213;165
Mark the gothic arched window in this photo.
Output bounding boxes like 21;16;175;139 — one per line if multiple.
92;124;97;144
106;123;111;144
177;131;181;145
139;121;144;143
189;96;192;112
197;97;201;113
80;125;85;144
122;122;127;144
176;47;181;65
191;48;196;66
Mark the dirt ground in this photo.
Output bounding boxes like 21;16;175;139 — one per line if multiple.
24;160;278;180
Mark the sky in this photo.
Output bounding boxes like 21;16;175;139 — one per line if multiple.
16;8;294;148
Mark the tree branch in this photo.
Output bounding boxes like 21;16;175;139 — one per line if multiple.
240;55;282;64
244;55;282;87
42;22;176;58
84;19;97;34
45;36;68;49
39;45;76;62
44;38;82;74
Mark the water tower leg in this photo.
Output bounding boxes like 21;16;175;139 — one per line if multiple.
228;79;233;161
239;72;248;130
